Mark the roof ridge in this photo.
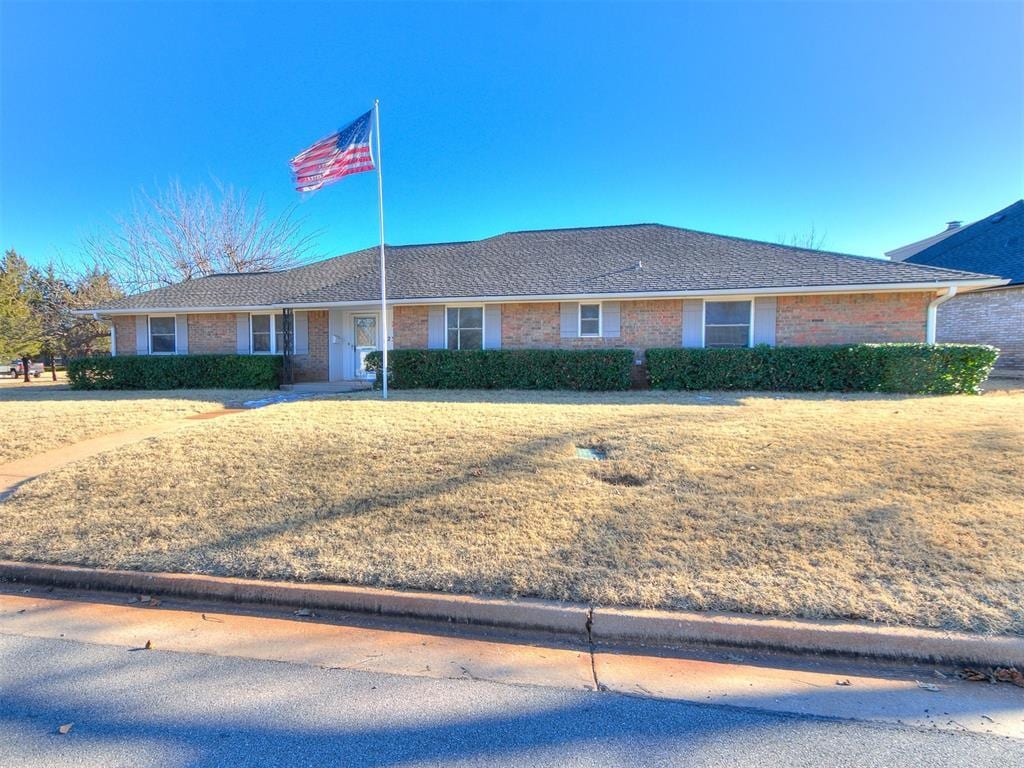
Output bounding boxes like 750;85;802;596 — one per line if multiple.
494;223;663;237
389;239;474;249
368;222;901;266
199;270;282;278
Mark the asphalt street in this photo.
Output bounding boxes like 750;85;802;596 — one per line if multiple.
1;633;1019;768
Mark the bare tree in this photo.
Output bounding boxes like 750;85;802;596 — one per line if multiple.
33;261;122;364
779;225;828;251
84;180;321;294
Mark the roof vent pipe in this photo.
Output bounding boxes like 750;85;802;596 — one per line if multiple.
946;221;962;231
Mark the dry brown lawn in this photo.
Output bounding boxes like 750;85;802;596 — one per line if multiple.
2;386;1022;634
0;386;272;465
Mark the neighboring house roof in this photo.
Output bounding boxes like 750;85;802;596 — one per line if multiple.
91;223;1005;312
896;200;1024;286
885;223;964;262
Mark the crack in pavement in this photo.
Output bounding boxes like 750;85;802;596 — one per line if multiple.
585;606;605;691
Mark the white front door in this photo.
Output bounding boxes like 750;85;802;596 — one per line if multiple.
353;314;379;380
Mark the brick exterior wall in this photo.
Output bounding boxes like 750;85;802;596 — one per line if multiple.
112;312;330;381
184;310;329;382
500;300;683;355
393;305;429;349
775;292;929;346
112;315;137;355
620;299;685;351
937;286;1024;372
112;291;947;379
390;293;934;353
500;303;562;348
187;313;237;354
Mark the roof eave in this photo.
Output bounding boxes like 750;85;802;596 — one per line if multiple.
78;277;1008;315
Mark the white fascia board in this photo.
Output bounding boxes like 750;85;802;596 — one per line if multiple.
378;279;1007;305
77;277;1009;316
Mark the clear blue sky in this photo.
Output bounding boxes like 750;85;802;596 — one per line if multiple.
2;1;1022;269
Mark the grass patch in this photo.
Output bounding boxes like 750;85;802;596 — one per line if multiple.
1;387;1022;634
0;387;273;464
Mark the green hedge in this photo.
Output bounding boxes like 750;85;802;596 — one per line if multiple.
646;344;999;394
365;349;634;390
68;354;282;390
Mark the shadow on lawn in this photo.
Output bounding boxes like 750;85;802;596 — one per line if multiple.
160;406;719;584
339;388;942;408
341;388;739;407
167;426;588;579
3;383;995;408
0;387;275;405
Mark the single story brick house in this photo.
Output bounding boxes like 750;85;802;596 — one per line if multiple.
887;200;1023;374
87;224;1005;383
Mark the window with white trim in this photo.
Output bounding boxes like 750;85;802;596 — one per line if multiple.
149;316;176;354
704;300;751;348
250;313;289;354
579;303;601;337
446;306;483;350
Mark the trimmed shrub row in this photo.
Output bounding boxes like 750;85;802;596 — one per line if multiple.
645;344;998;394
365;349;634;391
68;354;282;390
67;344;996;394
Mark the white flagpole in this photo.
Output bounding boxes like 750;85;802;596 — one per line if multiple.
374;99;388;400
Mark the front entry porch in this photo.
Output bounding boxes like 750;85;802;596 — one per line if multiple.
326;305;393;383
274;304;394;386
280;380;373;393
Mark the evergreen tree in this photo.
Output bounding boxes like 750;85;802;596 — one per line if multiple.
0;250;44;381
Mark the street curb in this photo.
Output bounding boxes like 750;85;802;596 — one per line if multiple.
0;561;589;636
591;607;1024;667
2;560;1021;667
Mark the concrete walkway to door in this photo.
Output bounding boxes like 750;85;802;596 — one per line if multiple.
0;408;243;500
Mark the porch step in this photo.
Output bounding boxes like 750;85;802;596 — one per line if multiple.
281;380;374;393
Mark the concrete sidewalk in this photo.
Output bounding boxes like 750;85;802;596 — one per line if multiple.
1;586;1020;739
0;408;241;499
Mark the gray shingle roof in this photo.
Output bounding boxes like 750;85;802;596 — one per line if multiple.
903;200;1024;286
95;223;1002;311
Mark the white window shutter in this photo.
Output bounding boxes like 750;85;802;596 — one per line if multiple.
602;302;621;338
484;304;502;349
236;314;250;354
135;316;149;355
175;315;188;354
560;302;579;338
294;312;309;354
427;306;445;349
752;297;777;346
682;299;704;348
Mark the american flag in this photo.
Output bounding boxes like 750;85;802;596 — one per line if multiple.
290;110;375;193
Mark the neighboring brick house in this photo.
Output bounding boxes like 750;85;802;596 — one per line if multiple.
888;200;1023;373
86;223;1004;384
